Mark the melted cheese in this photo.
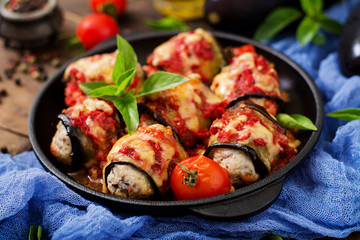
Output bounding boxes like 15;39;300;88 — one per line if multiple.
209;111;281;171
69;98;113;119
149;28;225;83
106;124;188;189
64;51;117;84
148;78;222;133
211;50;282;99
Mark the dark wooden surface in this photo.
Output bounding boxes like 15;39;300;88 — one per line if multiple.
0;1;358;239
0;0;209;155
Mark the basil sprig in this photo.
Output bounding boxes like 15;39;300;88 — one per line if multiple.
253;0;342;46
276;113;317;131
146;17;189;31
326;108;360;121
79;35;189;135
29;225;42;240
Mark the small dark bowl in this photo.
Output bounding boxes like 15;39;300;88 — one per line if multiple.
0;0;63;48
29;31;323;219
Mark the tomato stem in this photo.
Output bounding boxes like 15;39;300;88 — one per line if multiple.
173;161;198;188
99;3;118;19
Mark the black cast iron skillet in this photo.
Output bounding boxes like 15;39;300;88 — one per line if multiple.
28;31;323;219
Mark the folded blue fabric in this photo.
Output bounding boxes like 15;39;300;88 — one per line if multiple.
1;1;360;239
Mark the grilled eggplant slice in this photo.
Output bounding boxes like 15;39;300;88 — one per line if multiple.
103;124;188;199
50;98;122;176
143;28;226;84
204;102;298;186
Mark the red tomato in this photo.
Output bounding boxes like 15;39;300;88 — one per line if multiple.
90;0;127;18
170;155;232;200
76;13;119;49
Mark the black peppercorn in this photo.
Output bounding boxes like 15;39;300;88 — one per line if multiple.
0;89;7;96
4;69;13;79
0;146;8;153
15;78;21;86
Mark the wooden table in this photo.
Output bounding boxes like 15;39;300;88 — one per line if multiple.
0;1;358;239
0;0;209;155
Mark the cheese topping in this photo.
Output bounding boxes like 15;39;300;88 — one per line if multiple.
64;51;117;84
106;124;188;188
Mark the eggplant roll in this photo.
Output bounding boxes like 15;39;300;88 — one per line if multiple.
143;28;225;84
210;44;287;116
64;50;144;106
205;102;299;186
50;97;122;178
144;76;227;152
103;124;188;199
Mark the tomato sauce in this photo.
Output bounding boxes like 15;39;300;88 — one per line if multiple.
66;102;121;175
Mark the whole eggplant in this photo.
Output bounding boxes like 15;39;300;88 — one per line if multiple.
338;3;360;77
204;0;341;37
204;0;287;37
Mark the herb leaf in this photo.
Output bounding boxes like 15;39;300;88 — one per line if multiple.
112;35;137;84
300;0;322;17
116;67;137;94
28;225;42;240
253;7;302;42
29;225;36;240
254;0;342;46
312;33;326;45
79;81;110;95
79;35;188;135
276;113;318;131
296;16;320;46
264;234;284;240
326;108;360;121
136;72;189;97
317;14;343;34
37;226;42;240
112;92;139;135
87;85;118;98
146;17;189;31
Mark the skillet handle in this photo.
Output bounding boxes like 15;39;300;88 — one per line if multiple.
189;178;284;219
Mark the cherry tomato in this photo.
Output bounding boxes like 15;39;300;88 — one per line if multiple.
170;155;232;200
76;13;119;50
90;0;127;18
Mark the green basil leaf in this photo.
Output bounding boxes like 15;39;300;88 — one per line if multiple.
116;68;137;94
79;81;110;95
312;33;326;45
296;16;320;46
29;225;36;240
300;0;322;17
253;7;302;41
276;113;318;131
37;226;42;240
317;14;343;34
326;108;360;121
112;35;137;85
88;85;118;98
136;72;189;98
112;93;139;135
265;234;284;240
147;17;189;31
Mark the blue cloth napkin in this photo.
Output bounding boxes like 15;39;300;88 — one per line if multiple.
2;1;360;239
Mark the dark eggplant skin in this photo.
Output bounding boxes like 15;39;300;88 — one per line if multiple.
104;161;161;200
204;143;269;178
205;0;341;37
231;102;286;133
57;114;95;171
204;0;288;37
338;3;360;77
